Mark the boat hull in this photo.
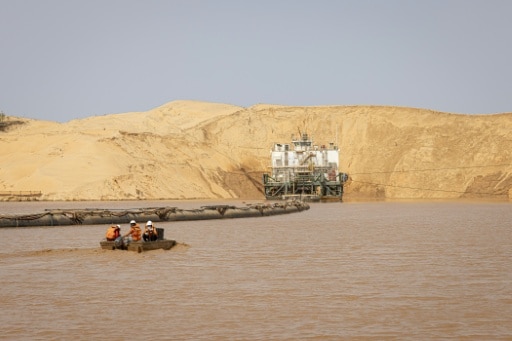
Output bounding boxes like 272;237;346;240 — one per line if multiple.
100;239;176;253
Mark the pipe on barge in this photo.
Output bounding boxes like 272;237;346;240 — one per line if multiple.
0;201;310;227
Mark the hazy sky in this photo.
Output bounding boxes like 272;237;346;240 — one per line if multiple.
1;0;511;122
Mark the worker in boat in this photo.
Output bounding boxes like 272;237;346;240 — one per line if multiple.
105;224;121;241
143;220;158;242
123;220;142;245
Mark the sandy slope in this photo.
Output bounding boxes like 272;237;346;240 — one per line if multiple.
1;100;511;201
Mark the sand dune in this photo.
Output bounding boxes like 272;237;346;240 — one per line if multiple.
1;100;511;201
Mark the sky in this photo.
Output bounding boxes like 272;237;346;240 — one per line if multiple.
1;0;511;122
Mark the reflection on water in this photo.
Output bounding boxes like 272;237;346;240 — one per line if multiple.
0;201;511;340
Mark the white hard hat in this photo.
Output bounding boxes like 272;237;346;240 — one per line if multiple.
130;220;136;224
116;225;121;228
147;220;152;226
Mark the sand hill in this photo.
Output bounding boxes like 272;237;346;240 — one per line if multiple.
1;100;511;201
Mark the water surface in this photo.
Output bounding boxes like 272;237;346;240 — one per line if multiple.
0;201;511;340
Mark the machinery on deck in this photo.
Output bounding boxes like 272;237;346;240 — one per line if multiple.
263;133;348;202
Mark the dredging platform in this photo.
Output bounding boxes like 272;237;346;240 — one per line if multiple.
263;133;348;201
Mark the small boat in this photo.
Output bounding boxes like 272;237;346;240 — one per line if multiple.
100;239;176;253
100;227;176;253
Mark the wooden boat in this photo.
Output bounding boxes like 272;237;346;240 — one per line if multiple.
100;227;176;253
100;239;176;253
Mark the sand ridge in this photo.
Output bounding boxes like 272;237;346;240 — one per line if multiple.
1;100;511;201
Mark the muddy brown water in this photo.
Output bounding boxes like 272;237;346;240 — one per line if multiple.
0;200;511;340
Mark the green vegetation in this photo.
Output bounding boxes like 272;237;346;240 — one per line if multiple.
0;111;25;131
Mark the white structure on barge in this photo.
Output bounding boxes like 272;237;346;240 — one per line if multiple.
263;133;348;201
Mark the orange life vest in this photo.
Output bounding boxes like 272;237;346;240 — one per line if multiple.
130;225;142;241
106;226;120;240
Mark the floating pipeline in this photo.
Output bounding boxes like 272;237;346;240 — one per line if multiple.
0;201;310;228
